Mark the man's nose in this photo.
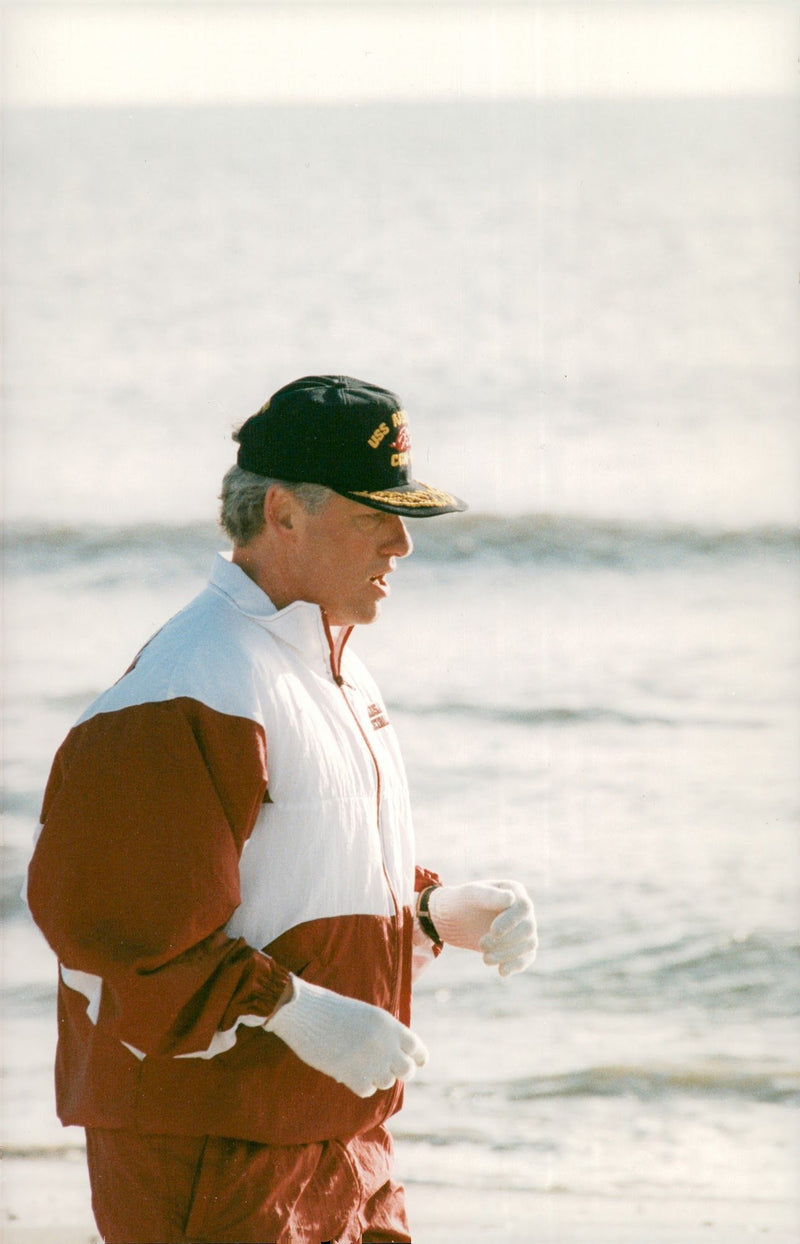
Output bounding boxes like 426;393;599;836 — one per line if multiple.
382;516;413;559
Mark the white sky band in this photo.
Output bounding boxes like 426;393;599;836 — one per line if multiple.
3;3;795;108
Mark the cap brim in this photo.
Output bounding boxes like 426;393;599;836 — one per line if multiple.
342;480;468;518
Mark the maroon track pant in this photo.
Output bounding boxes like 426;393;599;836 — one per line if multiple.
85;1124;412;1243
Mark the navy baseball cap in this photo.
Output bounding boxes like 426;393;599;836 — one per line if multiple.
235;375;467;518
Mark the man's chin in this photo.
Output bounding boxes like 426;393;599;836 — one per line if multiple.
351;605;381;627
328;602;381;627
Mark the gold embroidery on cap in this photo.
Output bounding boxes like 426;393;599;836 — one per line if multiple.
351;484;457;508
391;410;408;428
368;422;391;449
388;422;410;469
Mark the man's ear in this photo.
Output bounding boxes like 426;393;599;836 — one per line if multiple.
264;484;297;533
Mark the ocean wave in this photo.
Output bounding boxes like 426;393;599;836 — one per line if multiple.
4;520;219;575
392;700;766;731
499;1063;800;1105
541;928;800;1019
5;514;798;573
0;1144;86;1160
411;513;800;568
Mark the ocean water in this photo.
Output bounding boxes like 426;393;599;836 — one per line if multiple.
2;98;799;1223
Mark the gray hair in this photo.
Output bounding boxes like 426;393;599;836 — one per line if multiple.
219;465;331;545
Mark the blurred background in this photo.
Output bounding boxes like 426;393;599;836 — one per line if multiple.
2;1;798;1237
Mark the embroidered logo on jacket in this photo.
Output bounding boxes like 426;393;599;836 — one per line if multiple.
367;703;390;730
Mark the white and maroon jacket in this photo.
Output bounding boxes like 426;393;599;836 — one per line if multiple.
27;553;441;1144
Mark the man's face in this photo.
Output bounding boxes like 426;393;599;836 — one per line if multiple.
291;493;413;626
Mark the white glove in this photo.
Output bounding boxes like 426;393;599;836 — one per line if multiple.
265;976;428;1099
428;880;538;977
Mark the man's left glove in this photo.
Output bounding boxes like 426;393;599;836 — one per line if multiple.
264;976;428;1098
425;880;538;976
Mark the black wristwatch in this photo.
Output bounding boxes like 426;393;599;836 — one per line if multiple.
417;885;442;944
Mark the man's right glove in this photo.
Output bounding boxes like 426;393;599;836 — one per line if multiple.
427;879;538;976
264;976;428;1099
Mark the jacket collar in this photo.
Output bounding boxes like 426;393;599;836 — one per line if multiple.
208;552;353;681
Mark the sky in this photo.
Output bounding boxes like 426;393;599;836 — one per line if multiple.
1;1;797;107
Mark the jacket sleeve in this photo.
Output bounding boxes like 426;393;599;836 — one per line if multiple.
27;696;291;1058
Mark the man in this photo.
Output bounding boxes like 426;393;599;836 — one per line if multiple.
27;375;537;1243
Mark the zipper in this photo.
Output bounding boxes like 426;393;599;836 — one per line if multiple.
324;614;353;686
321;611;405;1030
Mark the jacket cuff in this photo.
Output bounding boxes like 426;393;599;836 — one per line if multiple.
414;865;443;894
